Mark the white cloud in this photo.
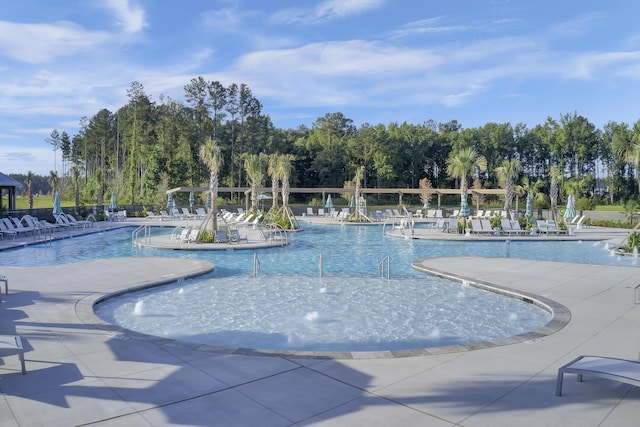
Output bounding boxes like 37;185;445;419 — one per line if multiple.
101;0;147;33
0;20;111;64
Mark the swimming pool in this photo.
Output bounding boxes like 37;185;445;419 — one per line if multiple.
1;224;632;353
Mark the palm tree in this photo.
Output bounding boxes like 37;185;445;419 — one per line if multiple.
199;139;223;233
243;153;267;212
517;176;544;219
549;165;561;223
353;166;365;220
496;158;523;220
277;154;295;210
613;120;640;194
48;170;59;194
267;154;280;210
446;147;487;217
24;171;34;210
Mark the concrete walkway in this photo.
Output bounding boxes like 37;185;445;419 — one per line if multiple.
1;225;640;425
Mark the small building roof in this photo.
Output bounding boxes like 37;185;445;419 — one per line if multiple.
0;171;22;188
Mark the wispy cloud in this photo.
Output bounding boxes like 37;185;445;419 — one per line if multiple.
388;17;470;38
100;0;147;33
550;12;605;37
0;20;111;64
272;0;384;25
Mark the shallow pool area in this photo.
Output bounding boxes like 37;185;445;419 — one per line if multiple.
94;274;552;352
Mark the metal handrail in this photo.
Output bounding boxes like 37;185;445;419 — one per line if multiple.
319;253;323;277
378;255;390;279
253;252;260;277
131;224;151;246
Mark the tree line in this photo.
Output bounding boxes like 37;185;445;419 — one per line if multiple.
22;77;640;211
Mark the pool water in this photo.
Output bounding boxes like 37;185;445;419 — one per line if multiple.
2;224;633;353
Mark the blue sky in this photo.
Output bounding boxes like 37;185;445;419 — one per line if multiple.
1;0;640;175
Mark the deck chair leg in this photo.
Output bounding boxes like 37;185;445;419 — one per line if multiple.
15;336;25;374
556;371;564;396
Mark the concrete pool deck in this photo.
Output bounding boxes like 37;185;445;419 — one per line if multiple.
1;222;640;425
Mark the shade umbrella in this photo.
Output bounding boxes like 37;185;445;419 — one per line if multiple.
422;197;430;210
525;194;532;218
350;195;355;209
563;194;575;219
52;190;62;215
167;193;173;210
325;194;333;209
110;192;117;210
205;192;211;209
189;192;195;209
459;195;469;218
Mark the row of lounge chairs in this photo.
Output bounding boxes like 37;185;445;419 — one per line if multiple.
466;218;568;236
146;208;208;221
0;214;94;240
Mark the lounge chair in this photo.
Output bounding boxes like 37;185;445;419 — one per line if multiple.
450;209;460;218
65;213;93;228
480;219;498;235
55;214;76;229
317;208;325;217
576;215;588;229
546;220;567;234
229;229;246;243
160;210;173;220
535;219;549;234
3;218;30;237
182;207;196;219
250;214;263;229
146;211;161;220
172;227;191;242
0;221;17;240
470;219;486;235
214;229;229;243
500;218;529;236
306;207;315;216
195;207;208;219
0;335;26;374
11;217;37;235
556;355;640;396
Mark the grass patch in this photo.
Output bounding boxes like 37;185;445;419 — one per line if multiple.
594;205;624;212
11;195;74;210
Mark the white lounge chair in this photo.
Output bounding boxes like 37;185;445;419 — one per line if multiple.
546;220;567;234
481;219;498;234
66;213;93;228
0;221;18;240
146;211;161;220
3;218;29;236
500;218;529;236
556;355;640;396
11;217;37;235
306;207;315;216
576;215;588;229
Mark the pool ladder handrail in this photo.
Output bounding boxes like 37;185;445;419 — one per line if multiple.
253;252;260;277
132;224;151;246
378;255;390;279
